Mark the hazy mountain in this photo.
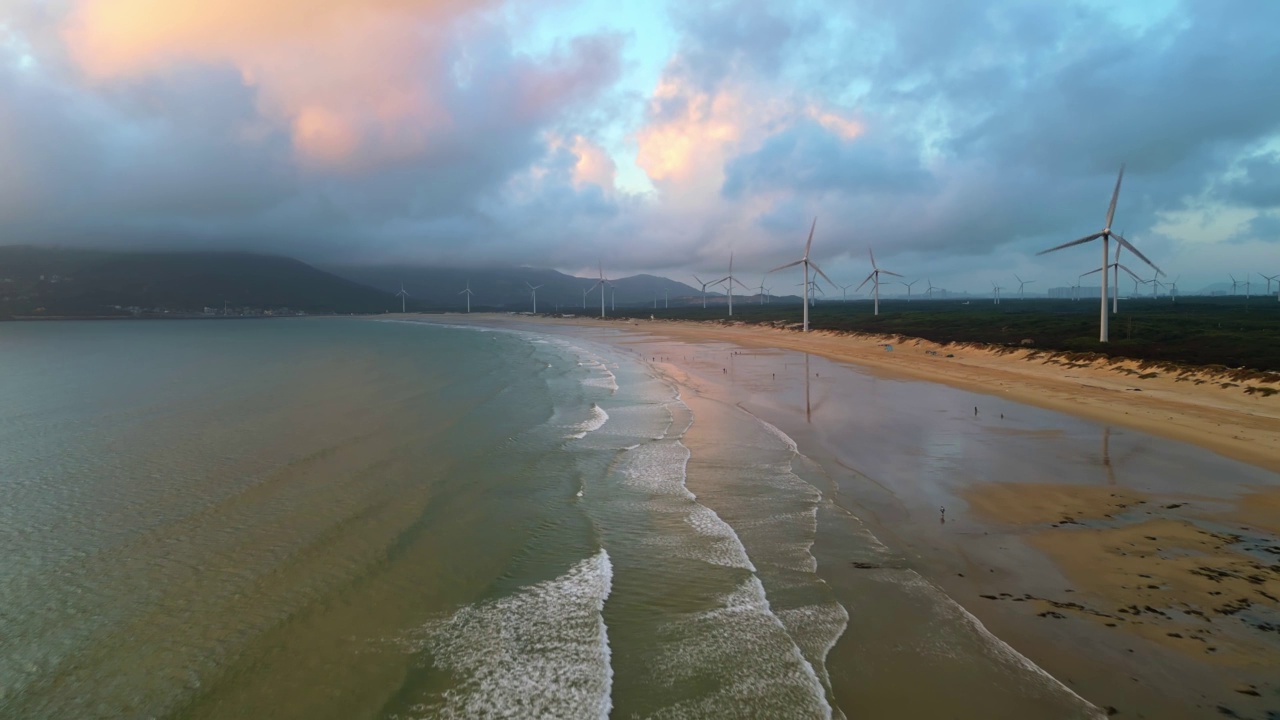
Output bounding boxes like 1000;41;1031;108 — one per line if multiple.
0;246;398;317
323;264;709;311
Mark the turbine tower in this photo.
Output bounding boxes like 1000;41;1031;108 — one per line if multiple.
1082;263;1140;309
768;218;833;332
1036;164;1162;342
797;280;824;305
395;282;409;313
1261;273;1279;302
721;252;751;317
588;263;611;318
901;279;920;301
693;275;726;309
855;248;901;316
526;282;543;313
458;281;473;313
1014;274;1035;300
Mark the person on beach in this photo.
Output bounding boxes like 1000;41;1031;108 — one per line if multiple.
974;406;978;416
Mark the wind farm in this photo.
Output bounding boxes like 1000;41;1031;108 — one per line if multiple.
6;4;1280;720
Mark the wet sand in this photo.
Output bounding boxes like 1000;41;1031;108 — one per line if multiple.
393;314;1280;718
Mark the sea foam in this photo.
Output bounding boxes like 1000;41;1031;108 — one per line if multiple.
402;550;614;719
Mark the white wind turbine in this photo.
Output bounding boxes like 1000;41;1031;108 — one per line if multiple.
839;282;856;303
769;218;833;331
582;286;590;309
587;263;611;318
720;251;752;316
797;280;824;305
1014;274;1035;300
1036;165;1162;342
526;282;543;313
855;248;901;316
1083;263;1140;310
991;281;1004;305
925;279;939;299
900;279;919;301
1084;241;1141;313
396;282;409;313
693;274;727;309
458;281;474;313
756;276;768;304
1167;275;1180;302
1261;273;1279;302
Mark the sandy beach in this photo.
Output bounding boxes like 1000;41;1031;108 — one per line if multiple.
396;313;1280;718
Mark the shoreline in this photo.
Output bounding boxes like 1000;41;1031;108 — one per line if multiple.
391;313;1280;718
507;314;1280;474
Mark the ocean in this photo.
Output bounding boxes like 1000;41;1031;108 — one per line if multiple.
0;318;1105;718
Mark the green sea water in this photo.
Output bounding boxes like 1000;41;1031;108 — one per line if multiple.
0;318;851;718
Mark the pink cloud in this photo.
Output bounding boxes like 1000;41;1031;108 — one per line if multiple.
60;0;612;170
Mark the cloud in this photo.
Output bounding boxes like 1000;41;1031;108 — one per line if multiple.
1;0;1278;293
62;0;619;171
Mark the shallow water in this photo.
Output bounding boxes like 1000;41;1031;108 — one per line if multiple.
0;319;871;718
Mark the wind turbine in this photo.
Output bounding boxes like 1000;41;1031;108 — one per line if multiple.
901;279;920;301
1083;263;1141;308
1036;164;1162;342
757;276;768;304
990;281;1003;305
768;218;833;332
582;286;590;309
1013;274;1035;300
1085;242;1141;313
855;248;901;315
1167;276;1180;302
588;263;611;318
526;282;543;313
395;282;409;313
693;275;726;309
925;279;939;299
721;252;751;316
458;281;473;313
797;280;824;305
839;282;856;303
1261;273;1279;302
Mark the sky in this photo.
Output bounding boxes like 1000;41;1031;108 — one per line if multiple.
2;0;1279;294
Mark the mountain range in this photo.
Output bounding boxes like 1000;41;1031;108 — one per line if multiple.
0;246;731;317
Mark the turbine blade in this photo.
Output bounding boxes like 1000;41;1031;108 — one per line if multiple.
809;260;836;287
769;259;804;273
1114;236;1163;276
869;248;878;269
1105;164;1125;230
804;217;817;259
1117;264;1142;281
1036;232;1104;255
855;272;875;292
880;269;903;278
1079;267;1102;278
